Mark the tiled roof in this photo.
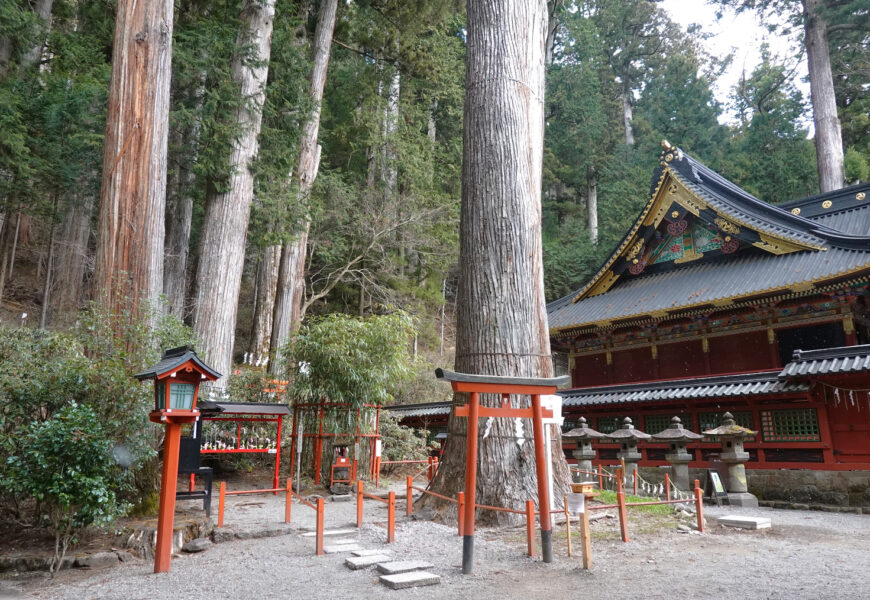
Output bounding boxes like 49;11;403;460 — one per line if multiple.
779;344;870;377
547;145;870;331
134;346;222;380
557;371;809;407
388;402;452;418
198;400;291;416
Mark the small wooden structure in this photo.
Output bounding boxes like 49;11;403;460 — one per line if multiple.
288;400;382;486
197;400;291;492
435;368;570;574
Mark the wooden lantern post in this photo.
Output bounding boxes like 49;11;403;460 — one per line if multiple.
435;368;569;574
135;346;221;573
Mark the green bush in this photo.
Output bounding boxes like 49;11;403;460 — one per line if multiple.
2;403;128;572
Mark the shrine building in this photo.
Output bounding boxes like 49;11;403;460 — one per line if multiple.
392;141;870;508
546;141;870;505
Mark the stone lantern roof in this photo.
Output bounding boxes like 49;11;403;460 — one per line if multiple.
606;417;651;441
702;412;756;438
563;416;606;440
650;416;703;443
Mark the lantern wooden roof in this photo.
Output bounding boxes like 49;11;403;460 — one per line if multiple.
134;346;222;381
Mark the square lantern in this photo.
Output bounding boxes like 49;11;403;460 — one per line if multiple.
135;346;221;419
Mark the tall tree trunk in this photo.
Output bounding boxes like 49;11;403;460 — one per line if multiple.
269;0;338;373
424;0;569;525
250;243;280;360
586;164;598;245
803;0;845;192
20;0;55;70
94;0;173;326
193;0;276;383
621;84;634;147
39;197;58;329
0;204;17;303
52;192;94;313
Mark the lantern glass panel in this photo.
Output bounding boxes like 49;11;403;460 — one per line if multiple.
169;383;195;409
155;382;166;410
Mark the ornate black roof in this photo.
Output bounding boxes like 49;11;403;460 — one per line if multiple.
557;370;808;407
779;344;870;378
548;142;870;333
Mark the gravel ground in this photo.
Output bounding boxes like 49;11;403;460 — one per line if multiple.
4;486;870;600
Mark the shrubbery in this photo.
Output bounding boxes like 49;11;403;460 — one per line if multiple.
0;301;196;559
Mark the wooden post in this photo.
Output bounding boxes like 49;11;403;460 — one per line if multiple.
457;492;465;536
189;473;195;492
564;496;572;558
617;488;629;543
285;478;292;523
315;497;324;556
526;500;536;557
387;491;396;543
462;391;480;574
598;464;603;490
154;422;182;573
580;498;592;570
665;473;670;501
694;480;705;533
531;393;553;563
218;481;226;528
406;476;413;516
633;471;637;496
273;415;282;493
356;480;364;527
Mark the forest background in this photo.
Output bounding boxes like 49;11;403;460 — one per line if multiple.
0;0;868;560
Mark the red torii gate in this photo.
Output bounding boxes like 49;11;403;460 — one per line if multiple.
435;368;569;574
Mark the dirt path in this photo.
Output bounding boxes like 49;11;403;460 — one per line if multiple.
4;488;869;600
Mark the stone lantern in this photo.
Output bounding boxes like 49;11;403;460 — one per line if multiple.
703;412;758;507
607;417;650;480
563;417;605;477
650;416;703;491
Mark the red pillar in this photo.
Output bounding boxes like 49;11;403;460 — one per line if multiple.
531;394;553;563
154;422;182;573
462;391;479;574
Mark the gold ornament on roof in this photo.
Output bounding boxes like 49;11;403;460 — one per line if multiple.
626;240;644;259
791;208;801;215
671;210;679;218
714;217;741;235
822;200;832;209
857;192;866;201
665;153;674;162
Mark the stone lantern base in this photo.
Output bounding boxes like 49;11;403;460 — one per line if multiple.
727;492;759;508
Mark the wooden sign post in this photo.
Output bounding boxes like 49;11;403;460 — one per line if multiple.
435;368;569;574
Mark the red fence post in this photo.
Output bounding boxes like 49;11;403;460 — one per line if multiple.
633;471;638;496
526;500;535;557
218;482;226;528
457;492;465;536
387;491;396;543
406;476;413;516
189;473;195;493
694;480;705;533
356;480;364;528
285;478;292;524
617;489;629;543
665;473;670;501
598;465;603;490
315;497;325;556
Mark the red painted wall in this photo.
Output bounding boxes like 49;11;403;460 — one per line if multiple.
658;339;706;379
573;353;609;387
611;346;655;383
708;331;774;373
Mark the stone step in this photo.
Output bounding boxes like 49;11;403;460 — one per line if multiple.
376;560;435;575
345;554;392;570
352;549;391;557
380;571;441;590
302;528;356;537
716;515;771;529
323;544;363;554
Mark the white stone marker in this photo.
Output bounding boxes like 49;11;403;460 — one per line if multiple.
716;515;771;529
345;554;392;570
380;571;441;589
376;560;435;575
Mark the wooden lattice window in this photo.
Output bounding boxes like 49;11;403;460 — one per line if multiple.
597;415;637;443
760;409;820;442
699;411;754;442
644;413;692;435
